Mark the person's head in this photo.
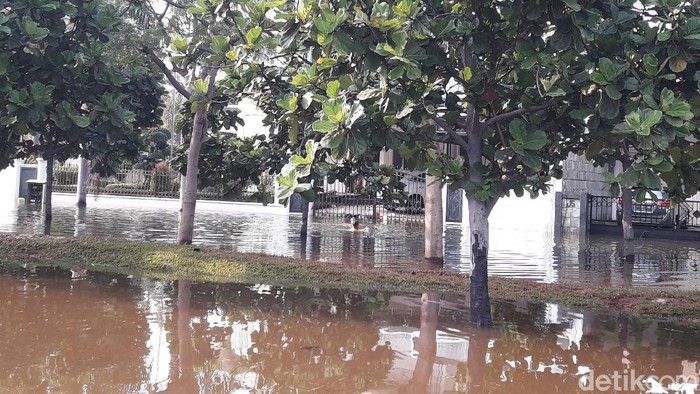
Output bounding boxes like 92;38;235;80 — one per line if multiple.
352;218;360;230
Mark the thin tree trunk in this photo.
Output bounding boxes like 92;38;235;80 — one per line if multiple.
300;199;309;237
400;292;439;393
177;107;207;245
44;144;54;222
424;175;444;264
621;187;635;260
467;196;493;327
76;157;88;207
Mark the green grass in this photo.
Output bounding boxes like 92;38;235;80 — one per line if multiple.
1;234;700;324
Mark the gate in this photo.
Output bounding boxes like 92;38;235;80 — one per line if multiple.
589;195;700;229
18;167;38;201
313;171;426;224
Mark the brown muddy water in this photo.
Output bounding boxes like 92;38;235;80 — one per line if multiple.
0;265;699;393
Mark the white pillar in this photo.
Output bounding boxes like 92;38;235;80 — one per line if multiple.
76;157;89;206
379;149;393;166
36;158;47;181
12;159;24;205
424;175;444;263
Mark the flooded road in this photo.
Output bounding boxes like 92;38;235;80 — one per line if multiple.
1;196;699;287
0;266;698;393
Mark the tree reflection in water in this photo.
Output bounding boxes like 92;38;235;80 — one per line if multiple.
1;266;700;393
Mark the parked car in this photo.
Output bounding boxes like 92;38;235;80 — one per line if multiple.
616;191;674;226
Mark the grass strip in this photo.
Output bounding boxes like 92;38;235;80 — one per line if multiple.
1;234;699;324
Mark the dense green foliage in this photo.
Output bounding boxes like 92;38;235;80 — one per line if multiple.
0;0;163;174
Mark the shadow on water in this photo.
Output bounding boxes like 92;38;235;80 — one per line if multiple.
1;266;699;393
1;200;700;286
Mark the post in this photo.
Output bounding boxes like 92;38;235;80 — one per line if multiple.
424;175;443;264
36;158;47;181
553;191;563;239
76;157;89;207
578;192;589;245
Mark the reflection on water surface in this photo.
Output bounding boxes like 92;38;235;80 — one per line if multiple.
0;266;698;393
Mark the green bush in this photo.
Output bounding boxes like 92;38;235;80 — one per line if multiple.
104;183;143;191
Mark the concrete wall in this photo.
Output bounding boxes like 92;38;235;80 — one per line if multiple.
560;152;611;199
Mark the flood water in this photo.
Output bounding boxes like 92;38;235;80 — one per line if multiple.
0;265;698;393
1;196;699;288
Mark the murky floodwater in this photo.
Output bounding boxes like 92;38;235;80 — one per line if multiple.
1;196;699;287
0;266;698;393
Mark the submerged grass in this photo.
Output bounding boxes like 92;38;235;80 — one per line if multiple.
1;234;699;324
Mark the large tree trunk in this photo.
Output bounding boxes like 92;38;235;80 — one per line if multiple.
466;329;490;393
177;107;207;244
467;196;493;327
424;175;444;264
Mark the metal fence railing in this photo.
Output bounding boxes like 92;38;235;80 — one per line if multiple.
589;195;700;229
52;164;274;203
313;170;426;224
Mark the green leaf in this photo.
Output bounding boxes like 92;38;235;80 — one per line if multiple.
521;130;548;151
326;80;341;98
357;87;382;100
669;56;687;73
171;34;188;52
276;93;298;112
460;67;472;81
665;102;694;120
569;109;593;120
562;0;581;11
605;85;622;100
598;94;619;119
69;115;90;128
323;100;343;119
391;30;408;51
643;54;659;76
348;132;369;155
657;31;671;42
598;58;616;82
192;79;207;95
590;72;608;85
312;120;337;133
245;26;263;45
640;109;663;130
211;36;229;53
396;103;413;118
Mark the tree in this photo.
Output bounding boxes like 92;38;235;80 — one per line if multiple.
0;0;163;220
139;0;290;244
568;0;700;253
261;0;585;326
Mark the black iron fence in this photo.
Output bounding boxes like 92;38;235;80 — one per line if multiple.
52;164;274;202
313;169;426;224
589;195;700;229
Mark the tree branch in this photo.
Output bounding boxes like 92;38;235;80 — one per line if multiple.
142;46;192;99
428;113;470;154
481;97;565;130
161;0;188;9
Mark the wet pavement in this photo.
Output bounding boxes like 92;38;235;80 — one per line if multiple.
0;266;698;393
1;196;699;288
